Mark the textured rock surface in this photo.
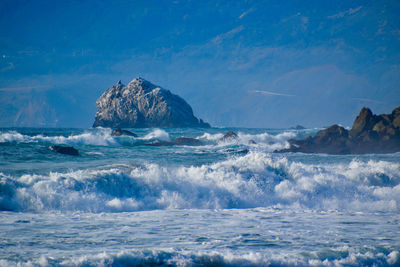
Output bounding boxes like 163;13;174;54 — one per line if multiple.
280;106;400;154
93;78;210;128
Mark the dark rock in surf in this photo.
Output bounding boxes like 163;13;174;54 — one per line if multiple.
174;137;204;146
349;107;376;138
281;125;352;154
290;125;306;130
146;137;204;147
50;145;79;156
145;141;173;146
112;128;138;137
248;139;257;144
93;77;210;128
220;131;238;141
279;106;400;154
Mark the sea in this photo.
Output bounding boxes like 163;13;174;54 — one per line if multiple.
0;127;399;266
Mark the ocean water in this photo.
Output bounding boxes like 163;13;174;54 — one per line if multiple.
0;127;399;266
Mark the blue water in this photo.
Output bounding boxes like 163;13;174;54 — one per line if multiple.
1;127;399;266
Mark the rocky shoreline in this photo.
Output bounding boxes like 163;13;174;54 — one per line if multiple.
279;106;400;154
92;79;399;155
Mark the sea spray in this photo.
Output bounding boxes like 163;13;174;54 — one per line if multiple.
0;128;117;146
1;151;399;212
140;128;170;141
1;127;399;266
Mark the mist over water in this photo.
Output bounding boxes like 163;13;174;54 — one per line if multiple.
1;127;399;266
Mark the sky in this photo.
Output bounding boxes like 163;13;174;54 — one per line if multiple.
1;0;400;128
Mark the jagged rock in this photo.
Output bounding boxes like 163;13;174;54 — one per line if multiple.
393;107;400;128
290;125;306;130
248;139;257;144
112;128;138;137
93;78;210;128
349;107;376;138
146;137;204;146
50;145;79;156
280;106;400;154
220;131;238;141
282;125;352;154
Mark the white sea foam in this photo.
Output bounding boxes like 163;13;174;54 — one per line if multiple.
85;151;105;156
1;151;399;212
140;128;170;141
238;131;295;144
0;129;293;151
198;132;224;141
36;129;117;146
0;131;26;142
237;131;295;151
198;131;295;151
1;247;398;267
0;128;117;146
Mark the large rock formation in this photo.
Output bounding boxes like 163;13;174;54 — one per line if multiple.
93;78;210;128
280;106;400;154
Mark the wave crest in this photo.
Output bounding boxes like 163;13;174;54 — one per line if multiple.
2;248;398;267
140;129;170;141
1;152;399;212
0;128;117;146
198;131;295;151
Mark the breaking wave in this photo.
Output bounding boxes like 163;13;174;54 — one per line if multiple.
0;128;173;146
139;128;170;141
0;128;117;146
1;152;399;213
0;129;296;152
1;248;399;267
197;131;295;151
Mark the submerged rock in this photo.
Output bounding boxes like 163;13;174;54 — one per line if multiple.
280;106;400;154
111;128;138;137
290;125;306;130
50;145;79;156
146;137;204;147
220;131;238;141
145;141;173;146
174;137;204;146
93;78;210;128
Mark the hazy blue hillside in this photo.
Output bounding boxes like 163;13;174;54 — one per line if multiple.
1;0;399;127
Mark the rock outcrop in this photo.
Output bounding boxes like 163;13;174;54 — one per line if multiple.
93;78;210;128
111;128;138;137
50;145;79;156
280;106;400;154
290;125;306;130
146;137;204;146
220;131;239;142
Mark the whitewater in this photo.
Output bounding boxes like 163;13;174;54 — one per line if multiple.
0;127;399;266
